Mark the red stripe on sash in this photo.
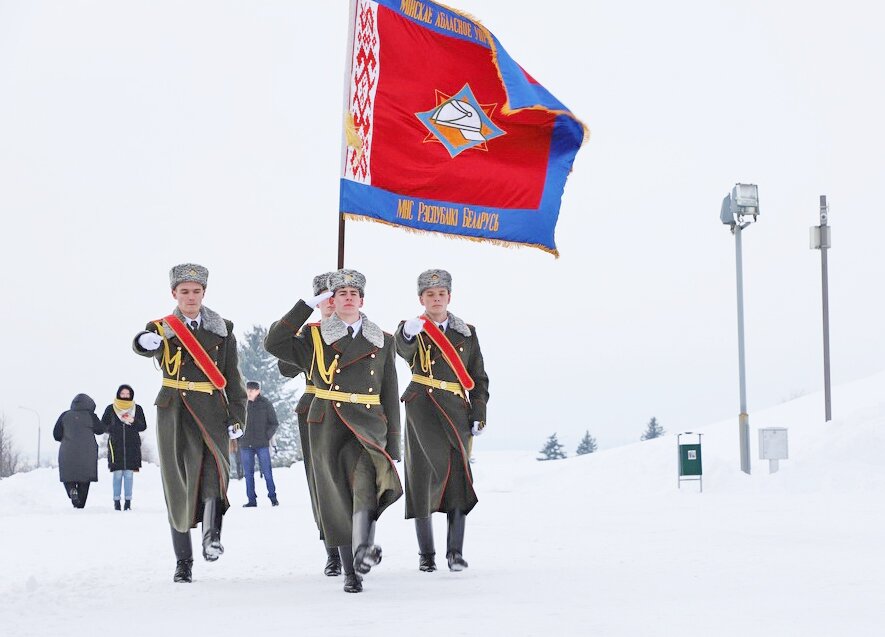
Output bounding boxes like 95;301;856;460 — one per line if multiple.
162;314;227;390
421;317;475;391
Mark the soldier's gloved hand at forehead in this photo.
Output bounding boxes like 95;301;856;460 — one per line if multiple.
137;332;163;351
306;290;333;308
402;317;425;339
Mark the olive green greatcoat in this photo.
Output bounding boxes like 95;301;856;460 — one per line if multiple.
278;358;324;538
395;317;489;519
133;315;247;533
265;301;402;547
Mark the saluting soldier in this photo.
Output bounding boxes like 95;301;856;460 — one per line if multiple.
265;269;402;594
276;271;343;577
133;264;247;584
396;269;489;572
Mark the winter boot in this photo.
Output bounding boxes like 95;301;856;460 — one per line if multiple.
339;545;363;593
201;498;224;561
114;500;121;511
124;500;131;511
415;516;436;572
324;546;342;576
171;527;193;583
446;510;468;571
269;495;279;506
69;485;79;508
242;501;257;508
352;509;381;575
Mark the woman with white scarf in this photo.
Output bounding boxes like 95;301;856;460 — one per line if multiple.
101;384;148;510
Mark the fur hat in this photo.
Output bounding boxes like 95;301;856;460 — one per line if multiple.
312;271;334;296
246;381;260;390
328;269;366;296
417;269;452;295
169;263;209;289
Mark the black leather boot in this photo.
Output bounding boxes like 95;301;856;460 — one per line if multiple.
171;527;193;583
124;500;131;511
446;510;468;571
114;500;121;511
324;546;342;576
352;509;381;575
339;545;362;593
201;499;224;561
415;517;436;572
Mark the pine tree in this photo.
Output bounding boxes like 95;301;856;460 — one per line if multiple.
537;433;567;461
238;325;302;467
575;430;598;455
640;417;665;441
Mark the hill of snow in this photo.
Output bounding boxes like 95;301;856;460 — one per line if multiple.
2;373;884;635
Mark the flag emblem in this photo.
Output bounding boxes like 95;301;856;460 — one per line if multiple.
416;84;505;158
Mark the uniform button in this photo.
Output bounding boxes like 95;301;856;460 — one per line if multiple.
370;353;376;358
334;385;340;390
182;377;187;381
459;347;464;352
428;388;433;394
334;354;340;359
432;360;436;365
439;381;448;390
370;370;375;375
368;388;373;392
177;346;182;351
366;404;371;409
336;402;341;407
182;392;188;397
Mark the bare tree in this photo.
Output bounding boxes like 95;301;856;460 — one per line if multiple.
0;413;24;478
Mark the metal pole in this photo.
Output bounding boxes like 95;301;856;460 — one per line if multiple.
18;406;41;467
735;225;751;474
819;195;832;421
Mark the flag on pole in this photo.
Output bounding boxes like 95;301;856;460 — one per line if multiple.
340;0;587;256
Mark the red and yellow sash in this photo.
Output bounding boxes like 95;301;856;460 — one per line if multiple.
157;314;227;390
421;317;475;391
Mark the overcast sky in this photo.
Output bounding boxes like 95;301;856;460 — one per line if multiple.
1;0;883;463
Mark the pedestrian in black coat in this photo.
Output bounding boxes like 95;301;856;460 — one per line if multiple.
53;393;104;508
101;384;148;510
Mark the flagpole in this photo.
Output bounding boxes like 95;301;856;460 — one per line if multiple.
338;0;358;269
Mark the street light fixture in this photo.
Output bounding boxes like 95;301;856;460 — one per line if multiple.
17;406;41;467
721;183;760;475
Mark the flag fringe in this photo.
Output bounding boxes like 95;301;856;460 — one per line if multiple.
342;213;560;258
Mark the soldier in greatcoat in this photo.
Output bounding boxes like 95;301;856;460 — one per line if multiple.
265;269;402;594
277;271;343;576
133;264;247;583
396;269;489;572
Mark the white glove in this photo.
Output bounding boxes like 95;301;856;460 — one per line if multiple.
138;332;163;351
471;421;484;436
305;290;333;308
402;317;425;339
228;424;244;440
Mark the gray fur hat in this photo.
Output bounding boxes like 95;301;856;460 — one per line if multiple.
312;271;334;296
328;269;366;296
417;268;452;295
169;263;208;289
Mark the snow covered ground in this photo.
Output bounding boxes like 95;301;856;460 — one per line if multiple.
3;374;885;636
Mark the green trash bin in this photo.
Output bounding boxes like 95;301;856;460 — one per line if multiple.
677;433;703;491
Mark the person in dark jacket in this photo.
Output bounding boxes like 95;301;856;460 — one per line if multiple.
101;384;148;511
53;393;105;508
240;381;280;507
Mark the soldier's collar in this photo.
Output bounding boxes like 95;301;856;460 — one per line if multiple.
169;305;228;338
446;312;471;338
320;312;384;348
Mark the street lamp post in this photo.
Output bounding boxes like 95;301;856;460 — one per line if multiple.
18;406;41;467
810;195;832;421
720;183;760;475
